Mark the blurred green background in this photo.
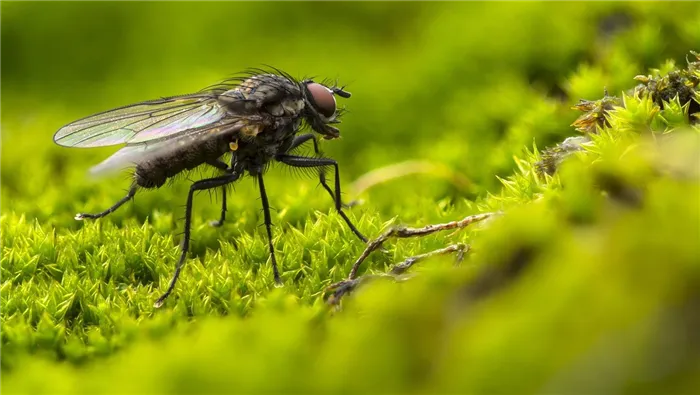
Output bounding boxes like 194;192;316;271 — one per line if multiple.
3;2;700;394
3;1;698;218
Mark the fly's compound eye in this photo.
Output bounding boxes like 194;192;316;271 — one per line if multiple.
307;82;336;118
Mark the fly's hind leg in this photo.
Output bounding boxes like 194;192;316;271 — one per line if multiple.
75;183;138;220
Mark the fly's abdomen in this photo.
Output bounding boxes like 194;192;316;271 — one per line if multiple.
134;137;230;188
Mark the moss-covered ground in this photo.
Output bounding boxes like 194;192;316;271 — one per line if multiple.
2;2;700;393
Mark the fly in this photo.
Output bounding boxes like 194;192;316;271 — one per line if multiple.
53;68;368;308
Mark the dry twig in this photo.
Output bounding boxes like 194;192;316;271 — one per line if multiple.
325;212;497;305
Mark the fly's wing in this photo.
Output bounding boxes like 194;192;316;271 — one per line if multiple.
88;121;245;177
88;144;153;176
53;93;230;148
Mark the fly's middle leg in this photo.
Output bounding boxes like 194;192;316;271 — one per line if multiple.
257;173;282;285
154;171;240;308
75;183;138;220
209;187;227;227
206;159;233;228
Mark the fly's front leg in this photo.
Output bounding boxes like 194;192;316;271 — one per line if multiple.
286;134;351;209
310;140;350;210
276;154;367;243
287;133;316;151
154;171;240;308
75;183;138;220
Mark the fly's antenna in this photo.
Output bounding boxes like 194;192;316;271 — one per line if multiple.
332;86;351;98
330;76;353;98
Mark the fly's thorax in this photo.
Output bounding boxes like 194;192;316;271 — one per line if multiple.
240;74;301;101
238;74;288;94
239;121;264;138
292;117;303;131
232;133;292;176
282;98;305;116
265;98;305;117
219;73;305;120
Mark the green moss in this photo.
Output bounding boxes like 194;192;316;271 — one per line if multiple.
3;2;700;394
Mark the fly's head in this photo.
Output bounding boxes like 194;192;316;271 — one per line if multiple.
301;80;351;140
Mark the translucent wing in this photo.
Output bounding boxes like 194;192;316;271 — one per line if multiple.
53;93;229;148
88;121;245;176
88;144;153;176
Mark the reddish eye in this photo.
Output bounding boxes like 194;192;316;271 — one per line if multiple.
307;83;336;118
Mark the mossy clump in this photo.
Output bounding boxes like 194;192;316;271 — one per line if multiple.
3;2;700;393
536;51;699;178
